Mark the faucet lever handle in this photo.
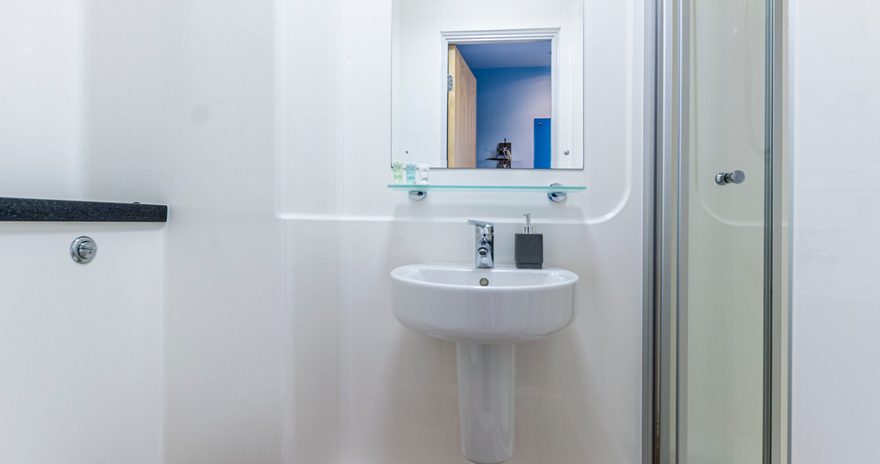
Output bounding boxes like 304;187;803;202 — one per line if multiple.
467;219;494;230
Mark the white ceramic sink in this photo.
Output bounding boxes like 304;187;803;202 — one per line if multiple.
390;263;578;464
391;264;578;344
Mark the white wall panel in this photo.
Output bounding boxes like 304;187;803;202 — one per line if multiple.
0;0;84;198
0;224;164;464
790;1;880;462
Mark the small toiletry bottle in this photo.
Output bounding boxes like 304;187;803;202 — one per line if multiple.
405;163;417;184
392;162;405;183
515;213;543;269
416;163;430;184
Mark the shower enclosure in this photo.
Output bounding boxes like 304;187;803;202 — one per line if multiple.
649;0;787;463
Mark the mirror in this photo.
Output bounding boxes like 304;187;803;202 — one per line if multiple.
392;0;584;170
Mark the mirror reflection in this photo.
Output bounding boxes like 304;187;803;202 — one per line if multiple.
447;41;552;169
392;0;584;170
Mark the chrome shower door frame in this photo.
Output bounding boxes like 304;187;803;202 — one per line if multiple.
644;0;788;463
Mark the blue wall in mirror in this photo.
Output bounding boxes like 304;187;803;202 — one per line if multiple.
457;42;552;169
470;66;551;168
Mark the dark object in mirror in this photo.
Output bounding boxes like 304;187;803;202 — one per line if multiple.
486;139;512;168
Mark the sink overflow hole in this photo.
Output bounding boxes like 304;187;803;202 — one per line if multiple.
479;278;489;287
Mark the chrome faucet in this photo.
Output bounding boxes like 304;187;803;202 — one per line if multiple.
467;219;494;268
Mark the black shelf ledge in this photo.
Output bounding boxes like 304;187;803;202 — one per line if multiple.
0;197;168;222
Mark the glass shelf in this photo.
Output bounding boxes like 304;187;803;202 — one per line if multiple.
387;183;586;202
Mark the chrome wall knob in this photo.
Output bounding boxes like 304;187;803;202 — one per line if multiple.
715;170;746;185
71;236;97;264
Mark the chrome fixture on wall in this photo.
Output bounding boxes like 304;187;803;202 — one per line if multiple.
467;220;495;269
70;236;97;264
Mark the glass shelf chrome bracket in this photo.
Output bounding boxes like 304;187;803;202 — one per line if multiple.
387;183;585;202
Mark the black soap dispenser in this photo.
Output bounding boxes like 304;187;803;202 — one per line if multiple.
515;213;543;269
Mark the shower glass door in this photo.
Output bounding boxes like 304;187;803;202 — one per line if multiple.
678;0;770;462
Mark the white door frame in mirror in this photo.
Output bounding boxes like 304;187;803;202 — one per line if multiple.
437;29;583;170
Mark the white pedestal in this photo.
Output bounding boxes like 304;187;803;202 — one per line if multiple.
456;343;516;464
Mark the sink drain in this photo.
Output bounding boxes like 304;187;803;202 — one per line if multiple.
479;278;489;287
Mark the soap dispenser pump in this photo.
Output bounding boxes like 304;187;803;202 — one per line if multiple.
515;213;543;269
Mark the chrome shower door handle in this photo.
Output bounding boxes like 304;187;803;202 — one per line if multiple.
715;170;746;185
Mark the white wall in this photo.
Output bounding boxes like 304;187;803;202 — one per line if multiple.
282;0;646;462
0;3;166;464
0;224;164;464
0;0;84;198
790;2;880;462
81;1;288;463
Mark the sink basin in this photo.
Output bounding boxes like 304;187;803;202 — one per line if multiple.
391;264;578;344
390;263;578;464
